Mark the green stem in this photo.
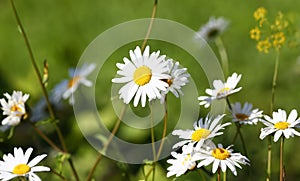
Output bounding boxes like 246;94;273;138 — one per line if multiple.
266;137;272;181
149;103;156;181
223;170;226;181
30;123;63;153
155;96;168;160
217;167;221;181
51;169;67;181
266;50;280;181
10;1;79;180
141;0;158;51
270;50;280;113
279;137;284;181
215;37;229;77
238;125;248;157
85;106;125;181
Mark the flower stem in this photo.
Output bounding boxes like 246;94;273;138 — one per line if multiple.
51;169;67;181
218;167;221;181
223;170;227;181
270;50;280;113
266;50;280;181
85;106;125;181
279;137;284;181
266;137;272;181
30;123;63;153
215;37;229;77
155;96;168;160
149;103;156;181
10;1;79;180
141;0;158;51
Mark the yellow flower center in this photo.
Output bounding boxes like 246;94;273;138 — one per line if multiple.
235;113;249;121
274;122;290;130
181;154;196;170
11;104;22;112
216;87;230;97
68;76;81;88
12;164;30;175
212;148;230;160
133;66;152;86
191;128;211;141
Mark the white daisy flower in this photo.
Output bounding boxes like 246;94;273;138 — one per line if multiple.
0;147;50;181
231;102;263;125
167;144;196;177
172;114;230;149
52;63;96;105
260;109;300;142
196;17;230;42
198;73;242;108
193;143;249;176
0;91;29;126
112;46;170;107
160;59;190;102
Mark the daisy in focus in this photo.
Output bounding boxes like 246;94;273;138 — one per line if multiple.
193;142;249;176
0;91;29;126
112;46;170;107
196;17;229;42
172;114;230;149
260;109;300;142
52;63;96;105
231;102;263;125
160;59;190;102
198;73;242;108
0;147;50;181
167;144;196;177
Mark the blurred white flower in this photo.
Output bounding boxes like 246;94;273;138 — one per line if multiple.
196;17;229;42
231;102;263;125
53;63;96;105
0;91;29;126
160;59;190;102
172;114;230;149
0;147;50;181
112;46;170;107
193;143;249;176
260;109;300;142
167;144;196;177
198;73;242;108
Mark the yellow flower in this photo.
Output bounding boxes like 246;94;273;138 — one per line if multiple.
257;39;272;54
272;32;286;49
250;27;261;41
254;7;267;21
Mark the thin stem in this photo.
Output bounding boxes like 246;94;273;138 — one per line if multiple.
141;0;158;51
149;103;156;181
85;106;125;181
279;137;284;181
226;97;232;111
10;1;79;180
238;126;248;157
223;169;227;181
215;37;229;77
217;167;221;181
10;0;55;121
266;137;272;181
270;50;280;114
266;50;280;181
155;96;168;160
51;169;67;181
30;123;63;153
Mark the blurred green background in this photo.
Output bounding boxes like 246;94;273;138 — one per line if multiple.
1;0;300;180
